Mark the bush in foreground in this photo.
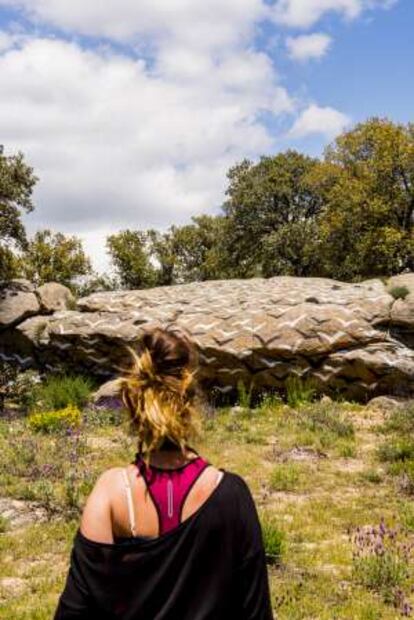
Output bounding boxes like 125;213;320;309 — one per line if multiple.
350;518;414;616
28;405;82;434
29;373;95;411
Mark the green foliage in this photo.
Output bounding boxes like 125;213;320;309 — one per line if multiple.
350;519;414;612
222;150;322;277
1;420;90;518
360;469;383;485
71;272;119;297
377;440;414;463
0;145;38;280
396;461;414;496
389;286;410;300
268;463;302;492
236;379;254;410
337;441;357;458
106;229;158;289
381;404;414;435
306;117;414;279
28;405;82;434
297;401;355;439
20;229;92;288
149;214;229;285
30;374;94;412
286;375;318;408
83;405;124;427
0;245;21;280
0;514;9;533
257;391;284;412
260;513;285;565
0;361;19;411
6;369;42;412
399;502;414;533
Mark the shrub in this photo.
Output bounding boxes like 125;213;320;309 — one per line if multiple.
359;469;383;485
377;440;414;463
28;405;82;434
30;374;94;411
399;502;414;532
298;401;355;439
350;518;414;615
285;375;318;408
260;513;285;565
0;361;19;411
337;441;357;458
382;404;414;435
389;286;410;300
398;462;414;496
257;391;284;413
9;369;42;412
0;515;9;533
83;404;124;427
236;379;254;410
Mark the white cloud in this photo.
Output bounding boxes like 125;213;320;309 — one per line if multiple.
0;0;266;47
0;0;396;272
272;0;396;29
286;33;332;61
288;104;351;139
0;37;292;271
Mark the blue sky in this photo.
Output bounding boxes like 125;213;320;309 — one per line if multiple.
0;0;411;270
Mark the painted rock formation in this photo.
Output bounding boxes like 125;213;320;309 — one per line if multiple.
1;274;413;401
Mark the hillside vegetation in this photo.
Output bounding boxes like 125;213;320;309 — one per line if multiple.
2;117;413;291
1;375;414;618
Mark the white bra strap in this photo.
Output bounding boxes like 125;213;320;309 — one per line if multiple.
121;468;137;536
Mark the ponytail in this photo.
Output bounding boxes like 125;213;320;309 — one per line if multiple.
115;328;202;465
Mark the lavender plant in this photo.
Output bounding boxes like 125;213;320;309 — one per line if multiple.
60;426;93;518
350;517;414;615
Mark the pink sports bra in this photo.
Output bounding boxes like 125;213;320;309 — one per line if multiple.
121;450;211;538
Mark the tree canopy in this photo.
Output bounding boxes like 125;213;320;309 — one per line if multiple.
0;146;38;280
106;230;158;290
2;117;414;290
307;117;414;279
20;229;92;288
222;150;323;277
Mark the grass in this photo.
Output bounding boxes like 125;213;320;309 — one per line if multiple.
260;512;285;565
285;375;319;408
268;463;305;492
1;380;414;618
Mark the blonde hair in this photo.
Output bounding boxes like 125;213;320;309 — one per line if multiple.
115;327;202;465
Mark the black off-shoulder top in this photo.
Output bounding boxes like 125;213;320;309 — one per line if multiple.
53;471;274;620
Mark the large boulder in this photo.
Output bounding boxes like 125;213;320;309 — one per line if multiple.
36;282;75;313
2;274;414;401
387;273;414;343
0;280;40;331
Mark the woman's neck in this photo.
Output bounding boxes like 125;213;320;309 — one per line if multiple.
140;439;197;468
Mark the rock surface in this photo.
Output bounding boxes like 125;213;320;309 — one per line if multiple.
1;274;414;401
0;497;48;528
36;282;75;313
0;280;40;331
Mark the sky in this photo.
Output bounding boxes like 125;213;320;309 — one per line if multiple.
0;0;412;273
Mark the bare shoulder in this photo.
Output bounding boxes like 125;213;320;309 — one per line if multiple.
79;467;123;543
203;464;224;486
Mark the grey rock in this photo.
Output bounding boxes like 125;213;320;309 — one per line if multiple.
92;379;122;404
0;283;40;331
36;282;75;313
2;275;414;400
367;395;410;412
